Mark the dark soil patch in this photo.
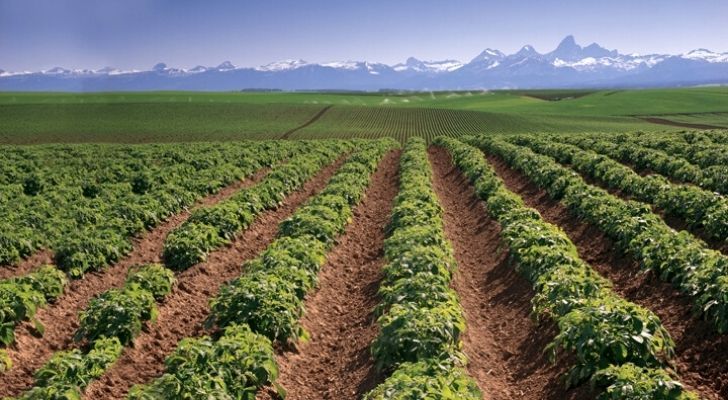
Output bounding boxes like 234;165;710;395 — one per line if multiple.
637;117;724;130
428;146;589;400
487;154;727;400
257;150;400;400
0;168;272;397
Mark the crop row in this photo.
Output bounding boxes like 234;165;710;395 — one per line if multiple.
477;136;728;334
512;135;728;241
13;264;173;399
162;141;352;269
365;137;481;399
556;134;728;195
437;136;697;399
128;139;397;399
1;141;305;277
631;131;728;168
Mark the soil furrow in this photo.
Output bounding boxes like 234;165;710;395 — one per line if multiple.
0;168;271;397
0;249;54;280
429;147;585;400
535;153;728;254
486;154;726;400
82;157;345;400
256;150;400;400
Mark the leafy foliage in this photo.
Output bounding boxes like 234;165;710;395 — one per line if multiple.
485;135;728;334
364;138;479;398
75;263;175;345
206;140;396;345
363;360;481;400
16;337;122;399
0;265;67;346
2;141;304;277
438;136;696;397
593;364;699;400
128;324;279;400
163;142;350;269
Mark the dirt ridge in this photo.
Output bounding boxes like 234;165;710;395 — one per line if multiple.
486;154;726;400
0;168;272;397
429;147;585;400
257;150;400;400
81;157;345;400
0;250;54;280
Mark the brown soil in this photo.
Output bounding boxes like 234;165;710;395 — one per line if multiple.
81;157;345;400
637;117;724;130
548;157;728;255
487;154;727;400
0;249;54;280
0;168;271;397
257;150;400;400
428;147;589;400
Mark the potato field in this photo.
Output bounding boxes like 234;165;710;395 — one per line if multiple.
1;130;728;400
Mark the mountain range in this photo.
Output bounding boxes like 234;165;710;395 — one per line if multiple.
2;35;727;91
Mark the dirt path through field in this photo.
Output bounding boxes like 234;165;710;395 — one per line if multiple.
428;147;587;400
0;249;54;280
280;105;333;139
256;150;400;400
0;168;273;397
487;154;726;400
80;157;346;400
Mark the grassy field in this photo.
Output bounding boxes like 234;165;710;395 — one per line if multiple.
1;87;727;143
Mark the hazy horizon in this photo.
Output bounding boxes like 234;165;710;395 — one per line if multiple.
2;0;727;71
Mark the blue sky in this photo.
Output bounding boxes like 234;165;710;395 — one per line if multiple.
1;0;727;71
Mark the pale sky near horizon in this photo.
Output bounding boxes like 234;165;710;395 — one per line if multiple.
1;0;727;71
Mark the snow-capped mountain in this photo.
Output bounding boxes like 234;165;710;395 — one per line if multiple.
392;57;464;73
2;36;727;91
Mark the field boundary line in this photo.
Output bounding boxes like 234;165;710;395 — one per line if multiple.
634;116;725;130
280;105;333;139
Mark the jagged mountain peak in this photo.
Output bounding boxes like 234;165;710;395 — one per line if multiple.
216;61;236;70
514;45;538;58
547;35;617;61
2;36;728;90
471;48;505;63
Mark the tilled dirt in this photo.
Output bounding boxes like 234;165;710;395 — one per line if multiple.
487;154;726;400
429;147;588;400
0;249;54;280
80;158;346;400
544;155;728;255
256;150;400;400
0;169;272;397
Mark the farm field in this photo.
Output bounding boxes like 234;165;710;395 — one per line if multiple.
2;87;728;143
1;126;728;400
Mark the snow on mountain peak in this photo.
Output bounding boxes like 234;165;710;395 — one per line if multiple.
257;59;309;71
394;57;463;72
470;48;505;64
682;49;728;63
